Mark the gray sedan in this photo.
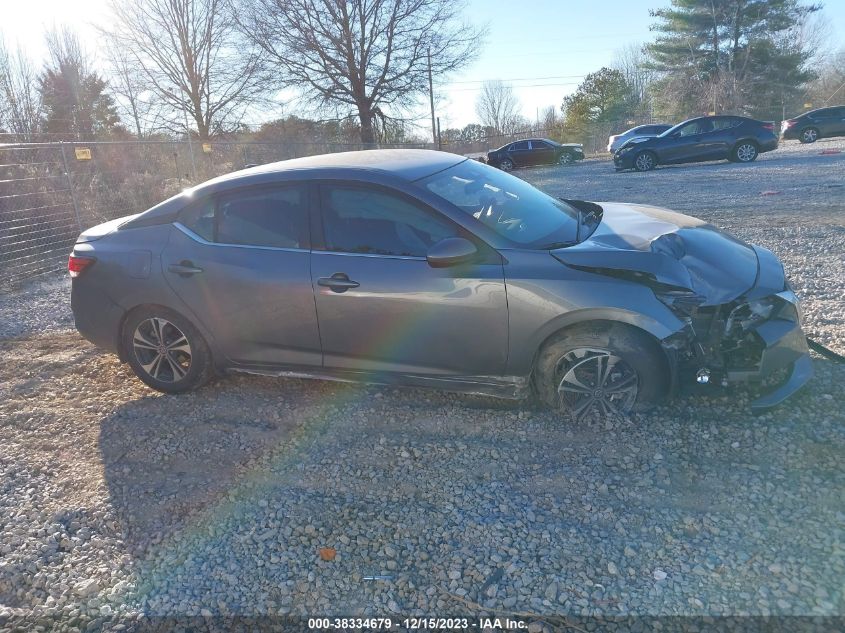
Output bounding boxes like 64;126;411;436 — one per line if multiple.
69;150;812;419
607;124;672;153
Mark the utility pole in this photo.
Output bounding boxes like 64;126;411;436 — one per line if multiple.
428;47;436;146
183;107;197;182
437;117;442;150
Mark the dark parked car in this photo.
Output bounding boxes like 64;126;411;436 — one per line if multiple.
607;124;672;153
70;150;811;419
781;106;845;143
613;116;778;172
487;138;584;170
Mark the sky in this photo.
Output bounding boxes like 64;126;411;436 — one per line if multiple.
2;0;845;135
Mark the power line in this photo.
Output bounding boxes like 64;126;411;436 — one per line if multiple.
449;74;589;84
447;82;582;92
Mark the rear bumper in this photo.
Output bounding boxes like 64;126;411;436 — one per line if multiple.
780;128;801;141
759;136;779;153
71;278;124;354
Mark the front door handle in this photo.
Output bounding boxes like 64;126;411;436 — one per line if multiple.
168;261;204;277
317;273;360;293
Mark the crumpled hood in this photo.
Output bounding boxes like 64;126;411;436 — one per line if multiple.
552;202;761;305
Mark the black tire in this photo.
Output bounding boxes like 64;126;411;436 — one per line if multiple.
499;157;514;171
731;140;759;163
557;151;575;166
799;127;819;143
122;305;214;394
534;323;669;420
633;151;657;172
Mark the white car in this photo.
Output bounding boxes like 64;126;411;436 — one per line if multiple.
607;124;672;153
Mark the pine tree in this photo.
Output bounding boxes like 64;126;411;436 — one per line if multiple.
647;0;820;119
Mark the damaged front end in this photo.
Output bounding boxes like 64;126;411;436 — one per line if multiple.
553;203;814;410
660;281;813;411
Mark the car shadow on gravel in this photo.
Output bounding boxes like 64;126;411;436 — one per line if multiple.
96;382;312;556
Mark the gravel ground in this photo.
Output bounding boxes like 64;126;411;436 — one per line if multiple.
0;140;843;630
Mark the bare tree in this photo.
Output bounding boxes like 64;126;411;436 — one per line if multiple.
0;38;41;139
104;42;163;138
105;0;269;139
475;80;521;135
612;44;654;110
236;0;483;145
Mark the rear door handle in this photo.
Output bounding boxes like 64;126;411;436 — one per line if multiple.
168;262;203;277
317;273;359;292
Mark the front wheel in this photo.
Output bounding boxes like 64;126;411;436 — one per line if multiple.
634;151;657;172
534;324;668;421
499;157;514;171
800;127;818;143
732;141;758;163
557;152;574;165
122;306;214;393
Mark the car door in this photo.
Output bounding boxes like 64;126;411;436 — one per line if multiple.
831;107;845;135
508;140;532;166
310;182;509;377
529;140;555;164
660;119;712;163
707;117;742;158
162;183;322;367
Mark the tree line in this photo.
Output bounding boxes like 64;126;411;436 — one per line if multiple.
466;0;842;149
1;0;843;148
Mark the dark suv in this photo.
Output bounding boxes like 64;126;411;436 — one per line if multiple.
487;138;584;170
613;116;778;172
781;106;845;143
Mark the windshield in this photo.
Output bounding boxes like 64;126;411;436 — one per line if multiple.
418;160;580;248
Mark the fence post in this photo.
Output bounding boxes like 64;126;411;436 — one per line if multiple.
60;142;83;230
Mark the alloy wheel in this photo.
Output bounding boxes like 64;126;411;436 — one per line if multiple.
558;152;574;165
556;348;639;421
634;153;654;171
132;317;192;383
736;143;757;162
802;128;818;143
500;159;514;171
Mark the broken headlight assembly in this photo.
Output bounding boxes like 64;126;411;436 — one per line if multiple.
653;288;707;312
725;297;776;335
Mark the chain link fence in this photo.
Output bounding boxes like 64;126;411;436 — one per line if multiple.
0;139;428;286
1;123;672;286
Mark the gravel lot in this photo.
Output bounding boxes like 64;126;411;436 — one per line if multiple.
1;139;843;630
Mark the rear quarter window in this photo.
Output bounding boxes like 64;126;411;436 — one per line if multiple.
179;198;215;241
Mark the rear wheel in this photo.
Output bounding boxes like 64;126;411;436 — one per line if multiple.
800;127;818;143
534;323;668;421
122;306;214;393
499;157;514;171
634;151;657;172
732;141;758;163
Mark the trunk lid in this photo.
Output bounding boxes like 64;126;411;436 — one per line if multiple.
75;214;139;243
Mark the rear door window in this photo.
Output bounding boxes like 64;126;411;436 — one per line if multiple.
180;185;310;249
510;141;530;151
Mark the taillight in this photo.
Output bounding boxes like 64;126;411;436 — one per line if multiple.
762;122;774;131
68;254;95;278
785;119;797;128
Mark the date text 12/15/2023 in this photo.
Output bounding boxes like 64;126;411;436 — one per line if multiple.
307;617;529;630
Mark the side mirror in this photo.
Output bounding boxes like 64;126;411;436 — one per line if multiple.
426;237;478;268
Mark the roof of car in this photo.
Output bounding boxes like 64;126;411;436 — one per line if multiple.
207;149;466;184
